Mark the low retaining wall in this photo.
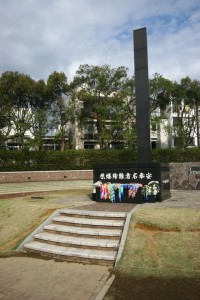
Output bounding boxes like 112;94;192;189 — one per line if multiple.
0;162;200;190
0;170;93;183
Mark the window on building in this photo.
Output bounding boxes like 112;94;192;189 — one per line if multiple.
151;122;157;131
84;142;95;149
173;137;195;148
6;142;20;151
43;139;60;150
151;141;157;149
109;142;124;149
43;144;60;150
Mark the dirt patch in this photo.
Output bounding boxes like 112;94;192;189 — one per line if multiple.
40;208;56;218
0;191;45;199
135;222;180;232
105;274;200;300
134;222;200;232
188;228;200;232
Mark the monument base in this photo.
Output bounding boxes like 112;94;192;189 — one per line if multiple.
93;162;170;204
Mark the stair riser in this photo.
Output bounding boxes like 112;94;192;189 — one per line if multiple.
53;220;124;230
34;238;119;251
25;248;114;266
60;213;126;221
44;229;121;240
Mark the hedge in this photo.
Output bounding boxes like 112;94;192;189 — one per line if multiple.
0;148;199;172
0;149;136;171
152;147;200;162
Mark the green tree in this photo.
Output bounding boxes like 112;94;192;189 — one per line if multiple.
72;64;135;149
0;79;12;149
149;73;174;113
169;77;198;149
29;79;51;150
0;71;35;149
118;76;136;148
183;78;200;147
149;73;176;148
0;72;15;148
47;71;74;150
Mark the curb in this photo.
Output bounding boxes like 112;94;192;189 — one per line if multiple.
115;204;140;266
16;209;61;251
95;274;115;300
95;205;140;300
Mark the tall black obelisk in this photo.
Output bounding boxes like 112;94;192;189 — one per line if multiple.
133;27;151;162
93;27;171;203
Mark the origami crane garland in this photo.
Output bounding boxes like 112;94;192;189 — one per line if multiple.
100;183;143;203
98;181;160;203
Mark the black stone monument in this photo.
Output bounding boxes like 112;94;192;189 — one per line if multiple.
134;27;151;162
93;27;171;203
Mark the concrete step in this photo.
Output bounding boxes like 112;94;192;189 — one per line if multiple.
22;209;127;266
60;209;126;220
53;216;124;228
44;224;122;239
35;232;119;250
24;241;116;266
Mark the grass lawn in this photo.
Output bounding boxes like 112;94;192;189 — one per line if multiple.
0;189;91;254
105;206;200;300
1;193;200;299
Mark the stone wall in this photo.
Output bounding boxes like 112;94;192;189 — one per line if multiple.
0;163;200;190
170;162;200;190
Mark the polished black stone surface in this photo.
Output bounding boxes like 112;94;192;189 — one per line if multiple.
93;162;171;203
134;27;151;162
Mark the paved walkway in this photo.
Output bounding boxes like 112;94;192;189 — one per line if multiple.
0;180;200;209
0;180;93;197
150;189;200;210
0;256;110;300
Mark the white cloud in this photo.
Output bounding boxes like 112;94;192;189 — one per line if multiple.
0;0;200;82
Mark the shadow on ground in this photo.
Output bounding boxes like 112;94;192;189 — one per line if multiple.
105;274;200;300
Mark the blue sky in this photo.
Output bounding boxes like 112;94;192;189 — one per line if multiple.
0;0;200;82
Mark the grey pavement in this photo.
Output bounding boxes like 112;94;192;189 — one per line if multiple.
148;189;200;210
0;180;200;209
0;180;93;195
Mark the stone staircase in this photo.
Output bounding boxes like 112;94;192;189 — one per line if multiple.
23;208;127;266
